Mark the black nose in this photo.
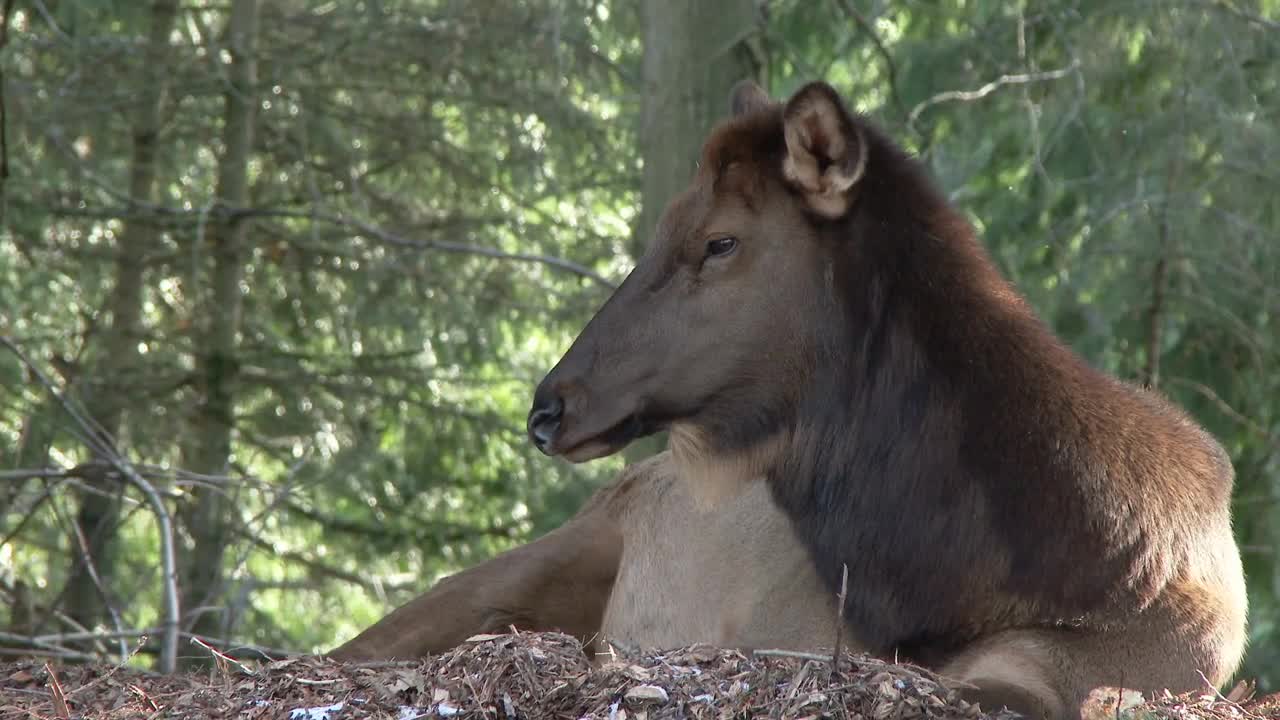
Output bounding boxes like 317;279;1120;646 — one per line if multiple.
527;393;564;454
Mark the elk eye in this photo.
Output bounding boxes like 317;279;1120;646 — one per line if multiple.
706;236;738;257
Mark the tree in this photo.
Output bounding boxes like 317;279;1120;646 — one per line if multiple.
178;0;260;664
64;0;180;642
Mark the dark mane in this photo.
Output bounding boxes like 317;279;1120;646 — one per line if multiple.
708;110;1239;659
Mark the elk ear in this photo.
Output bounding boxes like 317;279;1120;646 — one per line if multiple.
729;79;772;117
781;82;867;218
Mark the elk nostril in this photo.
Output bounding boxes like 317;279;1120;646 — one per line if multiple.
527;395;564;453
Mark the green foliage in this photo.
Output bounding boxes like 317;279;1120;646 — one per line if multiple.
1;0;636;658
1;0;1277;690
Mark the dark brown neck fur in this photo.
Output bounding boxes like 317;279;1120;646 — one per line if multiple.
748;115;1234;660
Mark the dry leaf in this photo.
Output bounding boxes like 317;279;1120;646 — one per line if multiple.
382;669;425;697
799;692;827;707
624;684;669;704
1080;686;1146;720
1226;678;1257;704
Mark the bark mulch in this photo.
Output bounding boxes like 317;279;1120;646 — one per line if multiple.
1;631;1275;719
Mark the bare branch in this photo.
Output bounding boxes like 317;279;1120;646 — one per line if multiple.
0;335;181;674
0;646;101;661
0;632;100;663
908;59;1081;135
830;562;848;680
1166;377;1280;455
247;207;619;290
65;507;130;662
0;468;72;482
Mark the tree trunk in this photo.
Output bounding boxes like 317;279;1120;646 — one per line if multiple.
64;0;179;638
178;0;259;666
624;0;761;463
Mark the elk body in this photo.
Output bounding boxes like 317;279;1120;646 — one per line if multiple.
333;80;1248;720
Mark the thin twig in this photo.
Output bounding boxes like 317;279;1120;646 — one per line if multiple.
0;335;181;673
1197;669;1267;720
908;59;1080;135
752;649;833;662
189;635;256;675
66;513;130;662
45;662;70;719
831;563;849;680
1116;677;1125;720
67;634;150;698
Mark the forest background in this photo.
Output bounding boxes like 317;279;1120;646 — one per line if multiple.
2;0;1278;688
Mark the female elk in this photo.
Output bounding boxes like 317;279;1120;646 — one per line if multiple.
525;80;1248;720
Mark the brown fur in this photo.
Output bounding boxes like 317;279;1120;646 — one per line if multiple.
519;80;1248;719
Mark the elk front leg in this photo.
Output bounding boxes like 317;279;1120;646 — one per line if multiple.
327;493;623;661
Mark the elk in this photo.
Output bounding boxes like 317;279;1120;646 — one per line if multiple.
333;80;1248;720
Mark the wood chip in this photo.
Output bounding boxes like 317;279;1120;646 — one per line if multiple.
0;632;1273;719
623;684;669;704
